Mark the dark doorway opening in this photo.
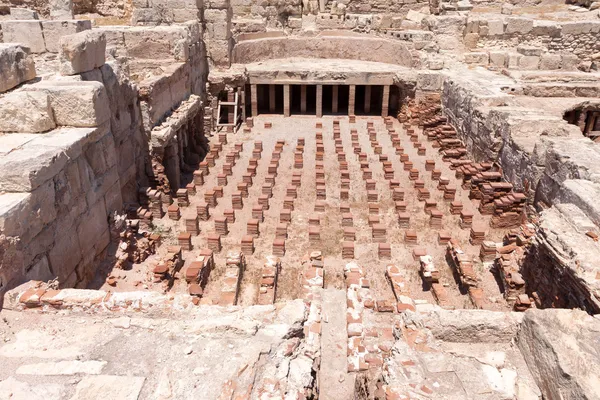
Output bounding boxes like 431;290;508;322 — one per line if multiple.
338;85;349;115
389;85;401;117
257;84;270;115
323;85;333;115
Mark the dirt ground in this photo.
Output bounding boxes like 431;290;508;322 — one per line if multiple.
95;115;511;311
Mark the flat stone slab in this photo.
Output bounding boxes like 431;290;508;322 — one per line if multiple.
70;375;145;400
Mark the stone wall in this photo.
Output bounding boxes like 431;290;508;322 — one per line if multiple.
465;17;600;62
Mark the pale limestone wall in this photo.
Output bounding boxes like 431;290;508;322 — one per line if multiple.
231;33;416;67
466;17;600;62
0;19;91;53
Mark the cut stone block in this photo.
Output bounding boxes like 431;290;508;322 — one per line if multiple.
26;80;110;127
0;44;36;93
60;31;107;75
9;8;39;20
0;20;46;53
41;20;92;53
0;91;56;133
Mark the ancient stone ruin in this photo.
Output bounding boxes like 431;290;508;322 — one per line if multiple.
0;0;599;397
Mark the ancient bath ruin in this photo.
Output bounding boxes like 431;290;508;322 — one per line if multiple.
0;0;599;397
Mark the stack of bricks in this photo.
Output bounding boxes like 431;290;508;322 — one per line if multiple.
470;223;487;245
429;209;443;228
224;209;235;224
478;182;514;214
480;241;498;262
273;239;286;256
450;201;463;215
378;243;391;259
490;192;527;228
152;246;183;287
193;170;204;187
197;202;210;221
252;205;264;222
232;191;243;209
205;190;217;207
405;230;418;244
419;255;440;284
386;264;415;312
431;282;453;309
258;256;280;305
309;227;320;243
247;219;260;237
241;235;254;255
372;224;387;243
185;249;214;303
184;214;199;236
253;140;262;159
178;232;192;251
218;251;245;306
276;223;288;239
207;233;222;253
176;188;189;207
342;241;354;259
460;210;474;228
447;239;479;288
300;251;324;299
168;204;180;220
214;217;228;235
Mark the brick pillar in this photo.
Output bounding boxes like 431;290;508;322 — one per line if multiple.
251;84;258;117
269;84;276;113
364;85;371;114
349;85;356;116
301;85;307;114
382;85;390;118
284;84;290;117
316;84;323;117
332;85;339;114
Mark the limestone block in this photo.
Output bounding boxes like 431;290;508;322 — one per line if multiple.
561;21;599;35
507;52;520;69
0;44;36;93
518;55;540;70
0;92;56;133
532;20;561;37
172;8;201;23
27;81;110;127
0;21;46;53
122;26;188;60
517;309;600;400
539;54;562;70
9;8;39;19
41;20;92;53
59;31;107;76
204;8;228;22
208;39;230;66
417;72;444;91
505;17;533;34
406;10;426;23
561;54;580;71
49;0;74;19
487;19;504;36
464;52;489;65
517;45;543;57
489;51;508;68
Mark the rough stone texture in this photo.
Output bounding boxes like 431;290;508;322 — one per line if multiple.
49;0;73;19
0;91;56;133
41;20;92;53
9;7;39;19
517;309;600;400
26;80;111;127
232;33;415;67
0;20;46;53
59;30;106;75
0;298;315;399
0;44;36;93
